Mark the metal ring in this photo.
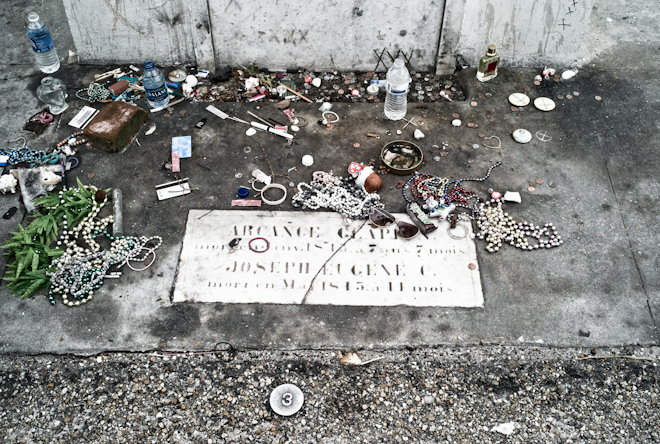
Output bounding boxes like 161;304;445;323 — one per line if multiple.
321;111;339;123
295;116;308;127
248;237;270;253
260;183;287;205
447;223;468;240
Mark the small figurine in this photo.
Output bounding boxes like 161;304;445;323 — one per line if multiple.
429;203;456;220
349;162;383;194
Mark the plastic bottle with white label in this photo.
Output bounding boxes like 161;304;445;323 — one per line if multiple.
27;12;60;74
143;60;170;108
384;58;411;121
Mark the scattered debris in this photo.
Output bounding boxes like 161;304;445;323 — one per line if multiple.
492;422;517;436
338;351;384;366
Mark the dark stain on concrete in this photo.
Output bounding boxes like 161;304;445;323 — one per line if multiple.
148;304;201;340
206;304;282;343
156;11;183;27
434;323;451;333
63;299;121;340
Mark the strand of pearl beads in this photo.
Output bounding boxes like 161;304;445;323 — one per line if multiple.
476;198;563;253
50;223;162;306
292;173;381;219
49;190;113;305
48;186;164;306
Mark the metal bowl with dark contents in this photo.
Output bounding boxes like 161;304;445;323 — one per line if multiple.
380;140;423;175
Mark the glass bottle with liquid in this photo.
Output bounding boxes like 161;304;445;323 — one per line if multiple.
476;45;500;82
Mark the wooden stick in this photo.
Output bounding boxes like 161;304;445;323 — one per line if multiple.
150;97;186;113
361;356;385;365
247;111;274;127
94;68;122;80
278;82;312;103
124;76;144;94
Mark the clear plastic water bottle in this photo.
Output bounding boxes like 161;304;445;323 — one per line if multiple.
143;60;170;108
384;57;411;121
27;12;60;74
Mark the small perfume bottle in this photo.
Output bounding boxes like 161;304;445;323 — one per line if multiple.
476;45;500;82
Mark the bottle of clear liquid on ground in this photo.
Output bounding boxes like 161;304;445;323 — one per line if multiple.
27;12;60;74
143;60;170;108
476;45;500;82
384;57;411;121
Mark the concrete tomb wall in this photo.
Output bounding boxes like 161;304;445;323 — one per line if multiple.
55;0;593;72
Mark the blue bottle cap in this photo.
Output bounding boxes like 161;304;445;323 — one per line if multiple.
237;187;249;198
144;60;155;70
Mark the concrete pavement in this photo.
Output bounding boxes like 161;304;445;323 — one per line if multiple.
0;60;657;354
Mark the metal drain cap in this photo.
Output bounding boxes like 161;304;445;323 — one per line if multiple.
270;383;304;416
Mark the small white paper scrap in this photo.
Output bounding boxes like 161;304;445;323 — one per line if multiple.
172;136;192;158
156;179;190;201
503;191;522;203
68;106;99;129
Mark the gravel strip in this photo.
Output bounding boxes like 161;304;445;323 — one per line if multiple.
1;346;658;443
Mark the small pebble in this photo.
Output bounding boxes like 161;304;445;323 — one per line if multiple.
512;129;532;143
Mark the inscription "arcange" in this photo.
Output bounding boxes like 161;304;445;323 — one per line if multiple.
174;210;483;307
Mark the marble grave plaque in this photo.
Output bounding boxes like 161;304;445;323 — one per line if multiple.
173;210;483;307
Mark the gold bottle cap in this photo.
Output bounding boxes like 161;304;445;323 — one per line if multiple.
487;44;497;55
